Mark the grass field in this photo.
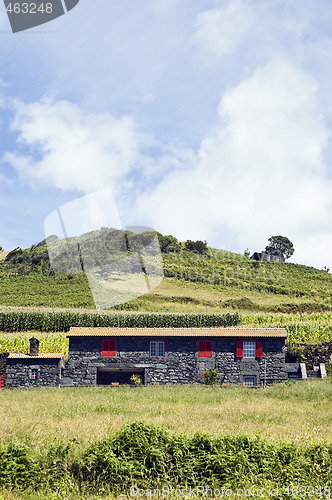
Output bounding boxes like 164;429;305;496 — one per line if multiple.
0;381;331;499
1;380;331;450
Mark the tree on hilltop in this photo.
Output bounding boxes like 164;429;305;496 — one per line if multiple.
265;236;294;260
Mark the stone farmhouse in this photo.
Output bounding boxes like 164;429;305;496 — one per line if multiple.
4;327;304;388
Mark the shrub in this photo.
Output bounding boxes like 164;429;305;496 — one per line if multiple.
130;374;142;385
184;240;208;255
202;368;220;385
285;343;306;362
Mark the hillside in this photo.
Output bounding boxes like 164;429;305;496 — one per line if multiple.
0;237;331;314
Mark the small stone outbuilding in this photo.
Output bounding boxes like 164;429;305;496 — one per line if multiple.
5;337;64;388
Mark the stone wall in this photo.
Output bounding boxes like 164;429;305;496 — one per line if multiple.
0;353;9;378
286;341;332;370
301;342;332;370
6;358;63;388
62;336;287;386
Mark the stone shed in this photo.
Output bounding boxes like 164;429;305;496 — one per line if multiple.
62;327;288;387
6;337;64;388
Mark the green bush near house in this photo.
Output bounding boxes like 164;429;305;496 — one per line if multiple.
202;368;220;385
130;374;142;385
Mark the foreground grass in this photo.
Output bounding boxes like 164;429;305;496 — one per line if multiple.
1;380;331;451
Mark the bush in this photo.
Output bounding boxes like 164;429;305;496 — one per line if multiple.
202;368;220;385
285;343;306;362
130;374;142;385
184;240;208;255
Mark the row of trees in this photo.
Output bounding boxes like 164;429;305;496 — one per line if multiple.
157;233;208;255
1;231;209;277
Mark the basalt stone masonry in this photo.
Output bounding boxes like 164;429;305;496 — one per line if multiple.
5;328;290;388
62;327;288;387
6;354;65;388
6;337;64;389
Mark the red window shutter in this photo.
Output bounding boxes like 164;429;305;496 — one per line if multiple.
102;339;116;357
205;340;212;357
256;340;263;358
198;340;205;357
236;341;243;358
102;340;109;356
199;340;212;357
109;340;116;357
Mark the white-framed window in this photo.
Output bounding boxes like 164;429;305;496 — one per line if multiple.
150;341;165;357
243;341;256;358
30;368;39;380
243;375;256;387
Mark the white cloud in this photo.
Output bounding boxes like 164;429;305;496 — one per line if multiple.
134;58;332;269
194;0;255;59
3;98;140;193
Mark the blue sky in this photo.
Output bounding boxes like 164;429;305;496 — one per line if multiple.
0;0;332;269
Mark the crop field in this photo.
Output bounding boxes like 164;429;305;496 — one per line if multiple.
0;309;331;353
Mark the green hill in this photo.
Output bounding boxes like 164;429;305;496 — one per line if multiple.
0;233;332;343
0;235;331;314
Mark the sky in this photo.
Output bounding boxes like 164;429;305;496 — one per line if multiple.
0;0;332;270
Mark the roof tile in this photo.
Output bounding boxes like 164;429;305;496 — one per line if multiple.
7;353;64;359
67;327;286;338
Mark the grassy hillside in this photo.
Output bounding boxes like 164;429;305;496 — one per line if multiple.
1;241;332;343
1;244;331;313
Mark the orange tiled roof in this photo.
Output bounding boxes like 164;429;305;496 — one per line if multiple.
7;353;64;359
67;327;287;338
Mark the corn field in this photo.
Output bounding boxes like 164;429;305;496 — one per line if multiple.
241;312;332;343
0;311;240;332
0;311;331;345
0;332;68;354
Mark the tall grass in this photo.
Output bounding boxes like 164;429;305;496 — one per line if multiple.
0;419;330;497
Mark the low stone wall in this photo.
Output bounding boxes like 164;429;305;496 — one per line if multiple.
287;342;332;370
302;342;332;370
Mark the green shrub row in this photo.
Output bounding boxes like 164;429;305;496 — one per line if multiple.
0;422;331;495
0;311;240;332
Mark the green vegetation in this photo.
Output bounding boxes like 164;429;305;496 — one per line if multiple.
0;382;331;498
1;381;331;449
265;235;295;260
0;234;331;314
0;311;240;333
0;234;331;346
202;368;220;385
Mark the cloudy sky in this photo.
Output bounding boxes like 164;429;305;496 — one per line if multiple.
0;0;332;269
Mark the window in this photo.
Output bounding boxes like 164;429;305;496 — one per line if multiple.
198;340;212;357
236;340;263;358
243;341;256;358
243;376;256;387
150;341;164;357
102;339;116;357
30;369;38;380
